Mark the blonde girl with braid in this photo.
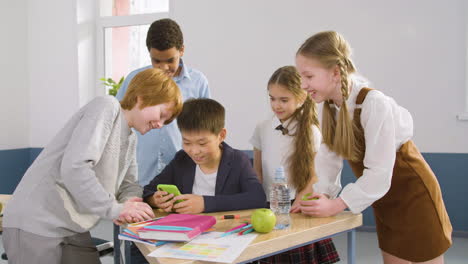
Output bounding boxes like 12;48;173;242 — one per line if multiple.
250;66;340;264
296;31;452;264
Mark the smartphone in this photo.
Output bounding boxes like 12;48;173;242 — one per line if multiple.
157;184;185;204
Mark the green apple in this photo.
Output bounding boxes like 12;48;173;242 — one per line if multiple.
301;192;319;201
251;208;276;233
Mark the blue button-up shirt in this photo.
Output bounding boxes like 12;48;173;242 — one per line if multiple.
116;60;210;185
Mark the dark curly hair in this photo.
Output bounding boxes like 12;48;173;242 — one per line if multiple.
146;18;184;51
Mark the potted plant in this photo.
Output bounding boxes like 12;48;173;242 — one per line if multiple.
100;76;125;96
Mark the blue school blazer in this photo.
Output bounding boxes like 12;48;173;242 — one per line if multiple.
143;142;267;212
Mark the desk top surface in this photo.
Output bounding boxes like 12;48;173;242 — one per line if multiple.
0;194;11;204
0;194;12;231
136;209;362;264
0;194;11;213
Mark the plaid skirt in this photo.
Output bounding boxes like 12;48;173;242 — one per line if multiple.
254;238;339;264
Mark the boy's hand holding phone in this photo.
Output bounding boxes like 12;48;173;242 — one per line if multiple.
172;194;205;214
153;184;189;212
152;190;176;212
152;184;204;213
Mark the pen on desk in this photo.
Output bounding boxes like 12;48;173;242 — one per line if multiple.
234;224;252;233
238;227;254;236
224;223;247;233
219;224;252;238
220;214;240;220
128;216;164;226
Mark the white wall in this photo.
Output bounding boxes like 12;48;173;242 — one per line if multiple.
1;0;80;150
77;0;98;109
0;0;29;149
28;0;80;147
174;0;468;153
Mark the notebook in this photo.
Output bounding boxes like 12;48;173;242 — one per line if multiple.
138;214;216;242
119;228;168;247
118;217;169;246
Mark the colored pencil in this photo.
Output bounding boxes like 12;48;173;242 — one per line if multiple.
238;227;254;236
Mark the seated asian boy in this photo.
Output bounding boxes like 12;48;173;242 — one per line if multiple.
143;98;267;213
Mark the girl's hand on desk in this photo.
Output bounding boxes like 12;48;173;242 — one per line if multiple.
152;190;175;213
172;194;204;214
299;194;347;217
119;197;155;223
290;199;302;213
293;184;314;213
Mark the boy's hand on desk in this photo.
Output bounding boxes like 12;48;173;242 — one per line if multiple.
299;194;347;217
152;191;175;213
113;219;123;226
118;197;155;224
172;194;204;214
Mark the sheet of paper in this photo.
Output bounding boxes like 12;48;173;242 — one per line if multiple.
148;231;257;263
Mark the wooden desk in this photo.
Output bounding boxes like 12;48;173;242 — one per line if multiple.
0;194;12;232
135;210;362;264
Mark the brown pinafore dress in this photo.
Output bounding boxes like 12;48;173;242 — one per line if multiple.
348;88;452;262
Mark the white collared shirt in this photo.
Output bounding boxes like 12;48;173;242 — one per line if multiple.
250;116;321;201
192;165;217;196
314;76;413;213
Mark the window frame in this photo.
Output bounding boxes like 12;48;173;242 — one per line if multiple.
95;1;172;96
459;5;468;121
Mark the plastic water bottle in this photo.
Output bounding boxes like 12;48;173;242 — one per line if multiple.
270;167;291;229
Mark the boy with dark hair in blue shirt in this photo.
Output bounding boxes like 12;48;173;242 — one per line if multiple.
116;18;210;187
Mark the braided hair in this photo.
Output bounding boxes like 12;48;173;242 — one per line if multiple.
297;31;364;161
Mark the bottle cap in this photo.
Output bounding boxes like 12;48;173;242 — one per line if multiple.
274;166;285;180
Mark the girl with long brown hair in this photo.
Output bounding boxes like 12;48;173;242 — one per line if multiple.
296;31;452;264
250;65;339;264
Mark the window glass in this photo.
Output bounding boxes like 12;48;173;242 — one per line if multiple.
104;24;150;82
100;0;169;17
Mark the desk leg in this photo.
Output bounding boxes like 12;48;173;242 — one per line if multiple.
113;224;120;264
347;229;356;264
125;241;132;264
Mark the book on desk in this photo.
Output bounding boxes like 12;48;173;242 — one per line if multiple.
136;214;216;242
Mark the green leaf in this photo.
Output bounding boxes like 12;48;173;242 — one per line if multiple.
100;76;125;96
